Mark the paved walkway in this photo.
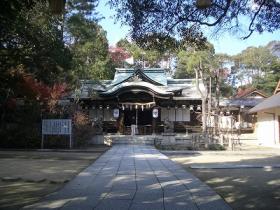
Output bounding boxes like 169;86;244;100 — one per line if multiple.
24;145;231;210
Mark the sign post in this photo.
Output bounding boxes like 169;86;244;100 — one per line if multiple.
42;119;72;149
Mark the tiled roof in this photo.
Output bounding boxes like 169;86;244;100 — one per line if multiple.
220;98;265;107
249;93;280;113
111;68;167;86
234;88;268;99
73;68;205;100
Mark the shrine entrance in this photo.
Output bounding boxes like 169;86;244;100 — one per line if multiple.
121;101;156;135
123;109;152;126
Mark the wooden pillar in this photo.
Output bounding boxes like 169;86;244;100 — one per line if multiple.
152;118;156;135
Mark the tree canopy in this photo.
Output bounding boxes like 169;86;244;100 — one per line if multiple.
116;38;169;68
65;13;114;80
0;0;72;85
109;0;280;46
230;45;280;94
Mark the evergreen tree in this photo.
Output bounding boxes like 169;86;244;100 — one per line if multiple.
64;0;115;80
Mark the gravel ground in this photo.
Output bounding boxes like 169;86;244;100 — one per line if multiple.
164;147;280;210
0;146;109;210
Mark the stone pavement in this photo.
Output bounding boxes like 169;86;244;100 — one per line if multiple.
23;145;231;210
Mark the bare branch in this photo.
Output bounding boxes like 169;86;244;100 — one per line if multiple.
242;0;266;39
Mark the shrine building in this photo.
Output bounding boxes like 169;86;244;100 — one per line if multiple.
75;67;205;135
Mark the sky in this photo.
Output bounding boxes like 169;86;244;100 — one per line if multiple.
97;2;280;56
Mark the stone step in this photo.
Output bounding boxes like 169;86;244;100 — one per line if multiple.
110;136;155;145
112;140;154;145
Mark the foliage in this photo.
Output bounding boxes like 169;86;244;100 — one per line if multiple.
179;43;217;79
0;1;72;85
109;0;280;46
67;0;99;17
230;45;280;94
0;102;41;148
208;144;226;150
0;0;116;148
65;2;115;80
0;1;73;134
0;125;41;148
73;111;94;147
109;47;132;68
220;81;234;98
174;50;196;78
116;38;171;68
133;33;180;54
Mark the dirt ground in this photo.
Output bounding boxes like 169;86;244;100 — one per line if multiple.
0;146;109;210
163;146;280;210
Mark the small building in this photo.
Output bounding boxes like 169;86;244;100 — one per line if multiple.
74;67;205;135
220;88;268;132
249;92;280;147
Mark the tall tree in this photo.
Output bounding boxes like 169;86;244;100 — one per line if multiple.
116;37;178;69
231;46;280;94
0;0;72;84
174;50;196;78
0;0;72;124
64;0;115;80
177;43;217;132
116;38;163;68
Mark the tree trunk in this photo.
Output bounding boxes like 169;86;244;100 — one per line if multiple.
201;98;207;133
195;68;207;133
214;71;222;135
215;73;220;108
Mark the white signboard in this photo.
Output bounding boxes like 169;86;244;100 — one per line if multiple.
42;119;72;135
41;119;72;149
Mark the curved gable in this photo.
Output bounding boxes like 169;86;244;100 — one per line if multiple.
111;68;167;87
99;81;173;98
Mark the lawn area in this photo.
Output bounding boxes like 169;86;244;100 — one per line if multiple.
163;146;280;210
0;146;109;210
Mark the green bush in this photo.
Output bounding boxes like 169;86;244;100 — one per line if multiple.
0;124;41;148
208;144;226;150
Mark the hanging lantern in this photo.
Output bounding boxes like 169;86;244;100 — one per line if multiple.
196;0;212;9
141;105;144;111
189;105;194;111
182;105;186;109
113;108;119;118
135;105;138;110
106;105;110;109
152;108;159;118
197;105;201;111
99;105;103;110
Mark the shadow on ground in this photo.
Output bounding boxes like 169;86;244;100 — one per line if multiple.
0;146;109;210
165;149;280;210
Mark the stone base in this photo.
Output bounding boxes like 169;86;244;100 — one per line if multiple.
89;133;197;148
89;135;112;146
